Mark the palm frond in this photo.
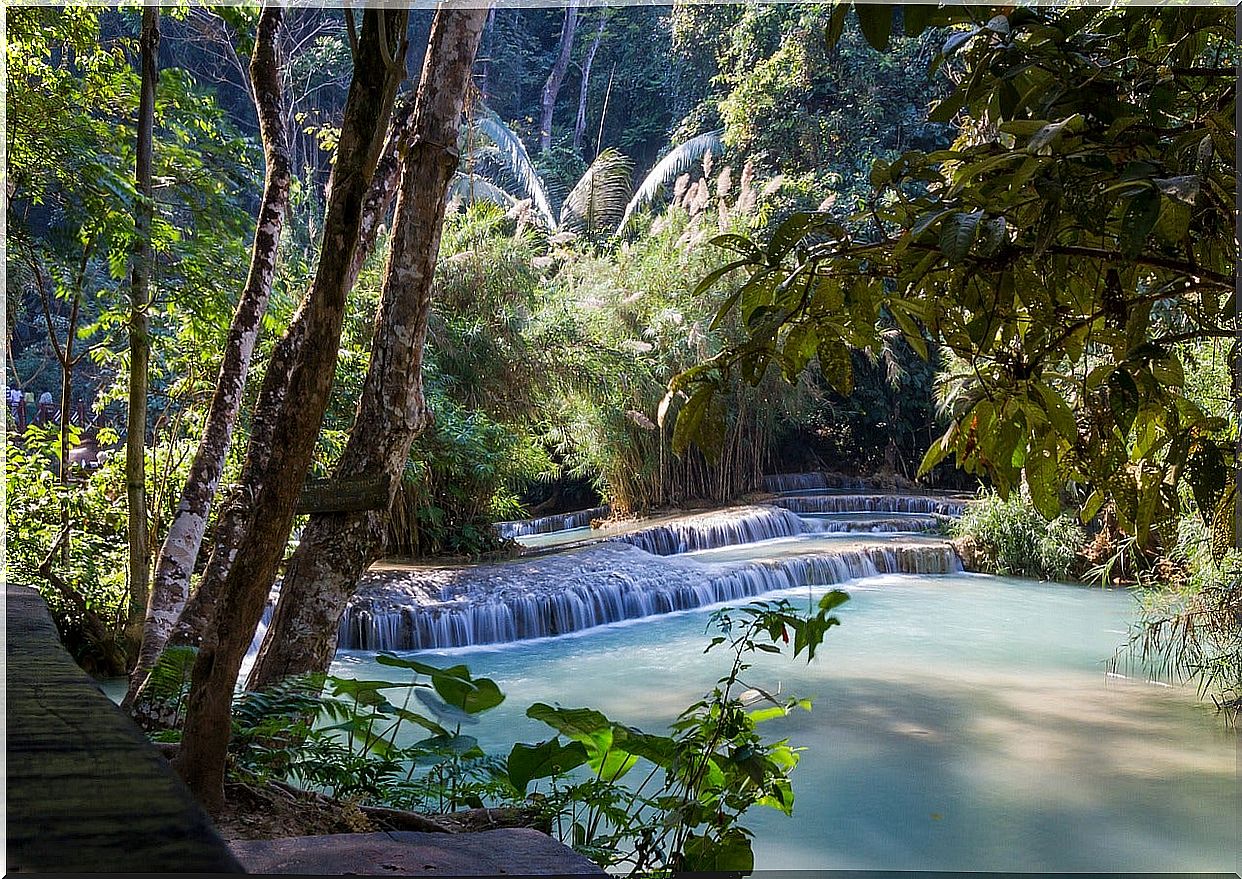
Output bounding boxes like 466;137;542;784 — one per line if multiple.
559;148;634;238
471;108;556;228
615;130;724;236
446;172;520;213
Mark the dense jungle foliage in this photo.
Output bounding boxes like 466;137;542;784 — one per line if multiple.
8;4;957;580
4;0;1238;826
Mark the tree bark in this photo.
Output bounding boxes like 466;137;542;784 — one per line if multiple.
572;11;605;154
247;5;488;691
171;9;408;813
126;3;159;648
123;7;290;711
162;82;418;656
538;0;579;153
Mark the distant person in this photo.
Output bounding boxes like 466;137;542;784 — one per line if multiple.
7;386;22;426
36;391;55;425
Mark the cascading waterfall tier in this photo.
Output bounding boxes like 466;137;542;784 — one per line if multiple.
799;514;946;534
774;494;966;517
618;505;808;555
495;505;610;539
338;540;962;652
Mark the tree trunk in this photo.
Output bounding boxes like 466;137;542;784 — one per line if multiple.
538;0;579;153
162;84;418;656
171;9;408;813
572;11;605;154
247;6;488;690
122;8;290;711
126;4;159;648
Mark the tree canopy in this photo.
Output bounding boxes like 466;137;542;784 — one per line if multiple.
676;4;1237;553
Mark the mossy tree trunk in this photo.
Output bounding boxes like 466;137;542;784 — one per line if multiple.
247;6;489;690
123;7;291;711
171;9;409;812
125;3;158;656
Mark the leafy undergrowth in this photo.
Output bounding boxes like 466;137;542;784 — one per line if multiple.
152;594;848;872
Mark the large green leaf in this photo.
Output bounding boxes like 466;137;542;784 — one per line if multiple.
682;828;755;872
1119;187;1162;258
506;738;589;794
939;210;982;263
855;4;893;50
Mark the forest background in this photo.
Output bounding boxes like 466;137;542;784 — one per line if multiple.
4;1;1238;832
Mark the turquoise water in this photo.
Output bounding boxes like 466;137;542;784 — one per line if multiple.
332;573;1238;872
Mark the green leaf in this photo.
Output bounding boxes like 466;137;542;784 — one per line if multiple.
611;726;676;767
526;703;612;742
747;705;791;723
939;210;982;263
710;233;765;262
1034;383;1076;440
682;828;755;872
1210;484;1237;561
1186;439;1228;524
1120;187;1161;259
818;589;850;613
693;258;752;300
782;322;819;379
1024;441;1061;520
856;4;894;50
672;385;715;457
816;339;854;395
940;26;980;59
1026;114;1083;153
928;87;966;124
506;738;589;794
1107;369;1140;432
767;212;831;265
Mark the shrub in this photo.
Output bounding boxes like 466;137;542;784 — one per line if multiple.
953;490;1085;581
1124;518;1242;719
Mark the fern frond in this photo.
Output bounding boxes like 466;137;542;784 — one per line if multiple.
560;148;634;238
616;130;724;236
471;107;557;228
446;172;520;213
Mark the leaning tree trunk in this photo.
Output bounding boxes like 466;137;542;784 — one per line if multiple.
126;3;159;650
572;11;605;153
538;0;578;153
247;6;488;690
161;89;418;655
122;7;290;711
171;9;408;813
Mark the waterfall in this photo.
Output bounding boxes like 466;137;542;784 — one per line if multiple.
495;505;611;539
618;506;807;555
245;593;278;660
337;542;962;652
799;514;946;534
774;494;966;517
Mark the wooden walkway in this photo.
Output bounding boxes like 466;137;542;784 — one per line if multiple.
6;583;242;873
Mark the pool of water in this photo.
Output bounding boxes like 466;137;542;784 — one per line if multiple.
332;573;1238;872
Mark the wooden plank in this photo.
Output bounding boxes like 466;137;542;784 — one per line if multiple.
295;473;392;514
